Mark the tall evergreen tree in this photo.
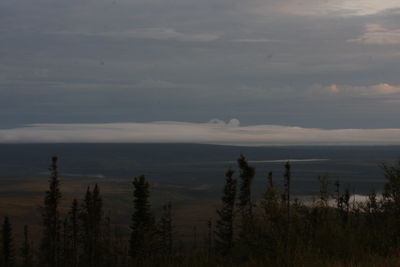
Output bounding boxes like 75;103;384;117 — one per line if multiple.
102;215;114;267
334;180;342;210
342;188;351;224
80;186;93;266
68;199;79;267
366;190;379;214
380;161;400;247
20;225;33;267
214;169;237;254
130;175;155;261
92;184;103;265
283;161;291;218
80;185;103;267
382;161;400;212
318;175;329;207
261;171;282;257
262;171;279;215
2;217;15;267
61;217;69;267
40;156;61;267
282;161;291;258
237;155;256;248
237;155;255;219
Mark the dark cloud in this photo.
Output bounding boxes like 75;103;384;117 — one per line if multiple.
1;0;400;129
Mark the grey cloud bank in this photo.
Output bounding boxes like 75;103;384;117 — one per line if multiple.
1;0;400;129
2;120;400;146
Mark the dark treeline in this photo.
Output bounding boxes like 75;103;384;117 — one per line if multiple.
2;155;400;266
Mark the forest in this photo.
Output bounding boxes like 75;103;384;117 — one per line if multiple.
2;155;400;267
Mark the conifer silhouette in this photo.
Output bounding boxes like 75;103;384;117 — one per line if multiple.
237;155;255;245
80;184;103;267
69;199;79;267
237;155;255;218
215;169;237;254
130;175;155;262
263;171;279;213
92;184;103;265
283;161;291;219
80;186;93;266
5;153;400;265
40;156;61;267
2;216;15;267
20;225;33;267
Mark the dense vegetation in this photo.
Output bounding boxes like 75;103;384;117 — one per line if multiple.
2;155;400;266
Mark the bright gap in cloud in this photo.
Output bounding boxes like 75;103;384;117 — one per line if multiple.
262;0;400;16
327;83;400;95
348;24;400;45
335;0;400;15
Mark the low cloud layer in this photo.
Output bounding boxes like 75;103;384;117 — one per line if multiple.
53;28;220;42
2;120;400;146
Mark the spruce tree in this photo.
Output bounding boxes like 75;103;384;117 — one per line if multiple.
381;161;400;250
2;216;15;267
40;156;61;267
282;161;291;258
263;171;279;215
80;185;103;267
215;169;237;254
366;190;379;214
130;175;155;261
342;188;351;224
68;199;79;267
61;217;69;267
382;161;400;213
237;155;255;249
92;184;103;266
20;225;33;267
80;186;93;266
283;161;291;218
334;180;342;210
261;171;282;256
318;175;329;207
237;155;255;219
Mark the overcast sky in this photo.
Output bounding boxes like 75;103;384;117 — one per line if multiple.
1;0;400;135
